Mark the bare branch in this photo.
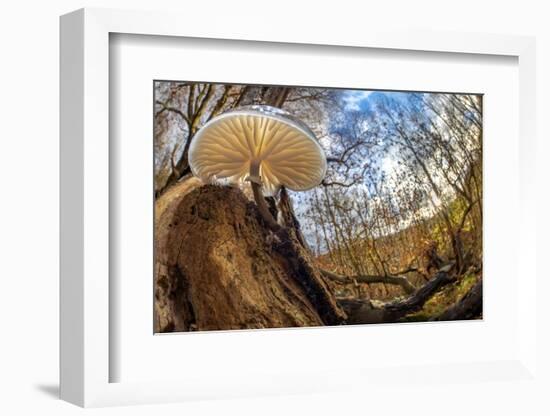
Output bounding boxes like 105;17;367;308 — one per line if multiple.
321;269;416;294
155;100;190;126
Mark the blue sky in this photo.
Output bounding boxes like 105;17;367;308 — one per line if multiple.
341;90;413;113
332;90;410;189
291;87;479;250
341;90;374;111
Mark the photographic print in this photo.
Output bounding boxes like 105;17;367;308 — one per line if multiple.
154;82;482;333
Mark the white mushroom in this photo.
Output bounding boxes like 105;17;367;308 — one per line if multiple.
189;105;327;229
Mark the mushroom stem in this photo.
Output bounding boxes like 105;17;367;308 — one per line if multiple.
249;161;281;232
251;182;281;232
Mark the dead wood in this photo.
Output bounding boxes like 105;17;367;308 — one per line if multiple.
339;266;456;324
321;269;417;294
432;278;482;321
155;184;345;332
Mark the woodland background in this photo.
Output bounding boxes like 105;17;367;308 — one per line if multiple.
154;82;483;332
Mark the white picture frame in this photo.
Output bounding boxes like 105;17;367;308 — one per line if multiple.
60;7;538;408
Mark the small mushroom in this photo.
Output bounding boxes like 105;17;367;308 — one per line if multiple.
189;105;327;230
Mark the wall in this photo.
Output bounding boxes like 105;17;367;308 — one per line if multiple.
0;1;548;414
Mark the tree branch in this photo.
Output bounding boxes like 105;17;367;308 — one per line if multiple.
155;100;190;126
321;178;360;188
456;198;478;234
321;269;416;294
208;85;233;120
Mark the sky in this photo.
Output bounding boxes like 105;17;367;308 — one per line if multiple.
331;90;411;186
340;90;406;178
341;89;412;112
292;87;479;252
293;88;407;250
341;90;374;111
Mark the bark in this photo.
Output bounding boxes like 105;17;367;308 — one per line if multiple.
263;87;291;108
155;185;345;332
271;226;347;326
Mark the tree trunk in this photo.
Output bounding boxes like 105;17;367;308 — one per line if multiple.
155;185;345;332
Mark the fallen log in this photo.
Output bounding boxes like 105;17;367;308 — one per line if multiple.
338;266;456;324
432;278;482;321
321;269;417;295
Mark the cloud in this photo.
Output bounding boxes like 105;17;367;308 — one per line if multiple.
342;90;373;111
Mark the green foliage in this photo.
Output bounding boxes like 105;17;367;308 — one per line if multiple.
430;222;447;253
428;196;474;256
448;197;472;231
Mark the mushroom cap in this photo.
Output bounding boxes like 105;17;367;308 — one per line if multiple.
189;105;327;196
